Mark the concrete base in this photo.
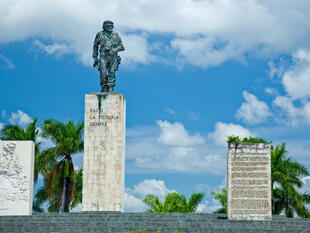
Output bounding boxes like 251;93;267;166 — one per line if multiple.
0;141;35;216
82;92;126;211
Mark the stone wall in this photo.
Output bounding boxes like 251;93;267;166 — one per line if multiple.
83;93;126;211
227;143;271;220
0;140;35;216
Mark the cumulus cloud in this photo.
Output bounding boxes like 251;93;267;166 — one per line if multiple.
126;121;225;174
236;91;271;124
1;0;310;67
208;122;253;146
272;50;310;125
9;109;33;127
282;53;310;100
125;179;170;212
157;120;204;146
124;192;148;212
131;179;169;200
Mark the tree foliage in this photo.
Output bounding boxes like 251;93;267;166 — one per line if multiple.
211;188;227;214
143;192;205;213
271;143;310;218
36;119;84;212
33;168;83;212
227;136;270;144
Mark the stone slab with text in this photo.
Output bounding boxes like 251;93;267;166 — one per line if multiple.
227;143;271;220
82;93;126;211
0;140;35;216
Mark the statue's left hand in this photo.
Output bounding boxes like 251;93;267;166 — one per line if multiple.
93;58;99;68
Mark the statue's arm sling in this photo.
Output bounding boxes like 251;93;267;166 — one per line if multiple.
112;33;125;54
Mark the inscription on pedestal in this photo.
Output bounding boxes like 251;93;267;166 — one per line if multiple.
82;93;126;212
227;143;271;220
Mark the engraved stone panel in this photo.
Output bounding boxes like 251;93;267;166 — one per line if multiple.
0;141;35;216
82;93;126;211
227;143;271;220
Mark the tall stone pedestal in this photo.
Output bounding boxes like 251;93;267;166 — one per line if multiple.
82;93;126;211
227;143;271;220
0;141;35;216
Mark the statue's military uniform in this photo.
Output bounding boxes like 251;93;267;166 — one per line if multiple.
93;30;124;92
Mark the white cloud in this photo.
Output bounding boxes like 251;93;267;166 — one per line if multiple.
124;179;170;212
1;0;310;67
0;54;15;69
282;55;310;100
126;121;225;174
171;37;242;68
120;33;154;65
268;60;288;79
208;122;253;146
0;122;3;131
9;109;33;127
272;50;310;125
236;91;271;124
124;192;148;212
34;40;71;57
196;199;222;213
131;179;169;200
273;96;301;125
265;87;278;96
157;120;204;146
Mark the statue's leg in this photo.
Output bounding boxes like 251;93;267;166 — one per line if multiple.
107;56;118;92
99;58;108;92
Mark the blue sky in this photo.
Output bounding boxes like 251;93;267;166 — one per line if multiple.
1;0;310;212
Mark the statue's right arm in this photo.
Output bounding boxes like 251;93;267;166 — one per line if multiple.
92;33;100;59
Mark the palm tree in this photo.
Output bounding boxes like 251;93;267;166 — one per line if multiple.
143;192;204;213
211;188;227;214
33;168;83;212
0;118;42;181
271;143;310;218
39;119;83;212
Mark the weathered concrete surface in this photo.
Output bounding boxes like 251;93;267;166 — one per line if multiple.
0;140;35;216
227;143;271;220
83;93;126;211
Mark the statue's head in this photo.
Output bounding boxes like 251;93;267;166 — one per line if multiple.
102;20;114;32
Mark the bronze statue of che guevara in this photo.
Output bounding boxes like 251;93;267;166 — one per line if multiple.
93;20;125;92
